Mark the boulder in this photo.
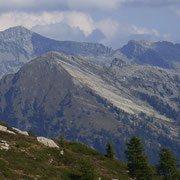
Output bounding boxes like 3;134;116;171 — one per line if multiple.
37;137;59;148
12;127;29;136
0;125;16;135
60;150;64;155
0;140;9;151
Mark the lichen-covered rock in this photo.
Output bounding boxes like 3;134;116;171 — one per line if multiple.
0;125;16;135
37;137;59;148
12;127;29;136
0;140;9;151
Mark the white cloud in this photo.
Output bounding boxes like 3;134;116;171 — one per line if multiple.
94;20;171;47
96;19;120;38
63;12;95;36
130;25;171;40
0;11;95;36
0;12;64;31
131;25;160;36
0;10;172;48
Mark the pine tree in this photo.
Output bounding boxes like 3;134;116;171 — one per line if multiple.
125;136;153;180
106;141;115;159
157;147;179;180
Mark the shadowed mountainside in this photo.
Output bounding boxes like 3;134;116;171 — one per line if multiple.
0;52;179;164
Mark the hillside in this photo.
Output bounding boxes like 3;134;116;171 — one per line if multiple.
0;52;179;165
0;120;129;180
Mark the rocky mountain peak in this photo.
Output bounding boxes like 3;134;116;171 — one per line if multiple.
128;40;152;48
17;52;68;77
120;40;152;59
0;26;33;42
0;26;34;55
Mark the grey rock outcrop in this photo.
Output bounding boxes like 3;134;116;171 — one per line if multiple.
0;140;10;151
12;127;29;136
0;125;16;135
37;137;59;148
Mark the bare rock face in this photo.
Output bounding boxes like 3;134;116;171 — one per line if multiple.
37;137;59;148
0;125;16;135
12;127;29;136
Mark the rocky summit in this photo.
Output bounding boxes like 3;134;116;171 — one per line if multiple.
0;52;179;164
0;26;113;78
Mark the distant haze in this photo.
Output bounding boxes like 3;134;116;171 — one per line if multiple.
0;0;180;47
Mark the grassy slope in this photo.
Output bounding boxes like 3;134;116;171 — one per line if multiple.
0;121;163;180
0;121;129;180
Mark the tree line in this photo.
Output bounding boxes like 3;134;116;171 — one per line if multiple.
106;136;180;180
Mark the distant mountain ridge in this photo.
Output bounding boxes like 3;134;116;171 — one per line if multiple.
0;52;179;164
0;26;114;78
117;40;180;71
1;26;180;78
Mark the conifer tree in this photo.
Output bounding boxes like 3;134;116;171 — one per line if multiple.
106;141;115;159
125;136;153;180
157;147;179;180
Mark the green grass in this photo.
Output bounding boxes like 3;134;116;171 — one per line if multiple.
0;121;137;179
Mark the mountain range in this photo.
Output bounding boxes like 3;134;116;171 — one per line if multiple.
0;26;113;78
0;26;179;164
1;26;180;79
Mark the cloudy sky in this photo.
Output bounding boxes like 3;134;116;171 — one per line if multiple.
0;0;180;48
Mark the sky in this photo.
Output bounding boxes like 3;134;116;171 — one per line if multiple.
0;0;180;48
